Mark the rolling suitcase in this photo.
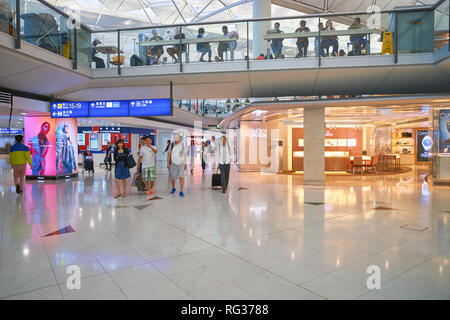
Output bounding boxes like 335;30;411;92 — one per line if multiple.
212;169;221;189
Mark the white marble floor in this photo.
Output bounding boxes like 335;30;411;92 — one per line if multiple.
0;159;449;300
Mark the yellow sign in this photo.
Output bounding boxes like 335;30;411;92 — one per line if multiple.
62;41;71;59
382;32;393;55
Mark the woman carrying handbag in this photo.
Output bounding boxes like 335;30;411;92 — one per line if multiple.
113;139;132;198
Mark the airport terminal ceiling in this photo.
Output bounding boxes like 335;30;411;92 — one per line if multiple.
45;0;440;30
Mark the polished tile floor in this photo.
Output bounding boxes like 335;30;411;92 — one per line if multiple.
0;159;449;300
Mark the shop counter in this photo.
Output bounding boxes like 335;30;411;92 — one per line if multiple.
293;151;351;172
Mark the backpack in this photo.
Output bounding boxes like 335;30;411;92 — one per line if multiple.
130;54;144;66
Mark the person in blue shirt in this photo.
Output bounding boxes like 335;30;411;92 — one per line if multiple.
9;135;32;193
197;28;212;62
269;22;284;58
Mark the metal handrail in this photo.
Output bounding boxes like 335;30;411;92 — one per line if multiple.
91;4;436;34
36;0;91;32
34;0;446;35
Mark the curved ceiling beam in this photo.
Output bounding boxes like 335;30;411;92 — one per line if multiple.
193;0;252;22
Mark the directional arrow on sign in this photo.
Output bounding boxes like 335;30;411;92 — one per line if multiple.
130;101;135;107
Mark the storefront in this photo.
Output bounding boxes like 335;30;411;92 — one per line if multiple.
236;105;436;176
77;126;156;169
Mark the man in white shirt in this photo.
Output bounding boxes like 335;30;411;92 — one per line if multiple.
216;135;233;193
167;132;187;197
137;136;157;195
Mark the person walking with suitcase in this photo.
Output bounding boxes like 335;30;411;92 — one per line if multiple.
167;132;187;197
137;136;157;196
113;139;131;198
201;141;207;173
9;135;32;194
104;141;112;171
216;135;233;194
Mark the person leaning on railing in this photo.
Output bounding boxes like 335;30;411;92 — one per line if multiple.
295;20;310;58
267;22;284;59
348;17;367;56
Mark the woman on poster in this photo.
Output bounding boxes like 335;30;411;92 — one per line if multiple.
28;122;51;176
56;123;77;175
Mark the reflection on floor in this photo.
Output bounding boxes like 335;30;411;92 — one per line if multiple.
0;159;449;300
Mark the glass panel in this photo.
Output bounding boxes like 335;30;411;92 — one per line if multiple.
262;17;320;60
434;0;449;51
90;31;118;69
183;22;248;64
20;0;73;58
174;99;247;117
397;10;435;54
320;13;391;58
76;27;91;69
0;0;15;36
120;29;144;68
120;26;186;67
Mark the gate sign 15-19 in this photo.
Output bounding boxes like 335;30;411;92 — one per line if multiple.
51;102;89;118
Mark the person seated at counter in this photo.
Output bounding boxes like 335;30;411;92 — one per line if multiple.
216;26;238;62
348;17;367;56
91;39;105;68
166;27;186;63
148;29;164;64
197;28;212;62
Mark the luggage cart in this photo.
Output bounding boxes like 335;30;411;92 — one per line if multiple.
82;152;95;174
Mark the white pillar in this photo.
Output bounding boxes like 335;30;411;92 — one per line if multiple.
303;107;325;185
252;0;271;59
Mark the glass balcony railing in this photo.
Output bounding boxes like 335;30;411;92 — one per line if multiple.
434;0;450;51
1;0;448;72
175;99;249;118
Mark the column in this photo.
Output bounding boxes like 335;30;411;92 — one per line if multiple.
303;107;325;185
252;0;271;59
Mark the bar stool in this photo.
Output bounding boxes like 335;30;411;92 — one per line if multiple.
352;156;363;175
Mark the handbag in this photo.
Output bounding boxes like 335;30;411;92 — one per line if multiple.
126;153;137;169
135;175;145;192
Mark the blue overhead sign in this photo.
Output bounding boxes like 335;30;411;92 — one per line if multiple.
129;99;171;116
0;128;23;134
88;100;129;117
51;98;172;118
51;101;89;118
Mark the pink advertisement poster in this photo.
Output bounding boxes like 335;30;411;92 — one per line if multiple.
55;118;78;175
24;116;78;176
25;117;56;176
